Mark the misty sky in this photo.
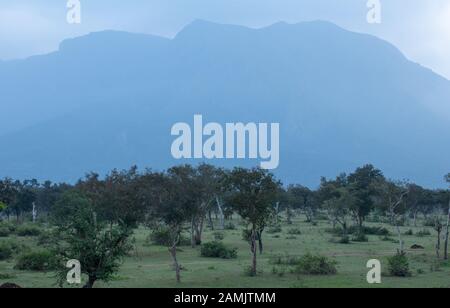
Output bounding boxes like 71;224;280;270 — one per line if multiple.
1;0;449;79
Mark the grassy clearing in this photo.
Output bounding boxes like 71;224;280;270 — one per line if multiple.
0;216;449;288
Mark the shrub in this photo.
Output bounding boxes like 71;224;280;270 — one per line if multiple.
404;229;414;236
294;254;337;275
338;235;350;244
200;241;237;259
423;218;436;227
387;252;411;277
0;226;10;237
269;253;301;266
0;242;13;260
213;232;225;241
224;222;236;230
37;231;55;247
416;229;431;237
14;250;58;271
287;228;302;235
267;225;282;234
348;226;390;236
16;224;42;237
352;233;369;242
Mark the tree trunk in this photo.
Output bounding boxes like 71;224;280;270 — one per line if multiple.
396;223;404;253
286;207;292;225
444;201;450;260
208;210;214;231
216;197;224;230
251;228;257;276
413;211;418;227
83;275;96;288
190;218;196;248
436;225;442;259
170;241;181;283
257;230;263;254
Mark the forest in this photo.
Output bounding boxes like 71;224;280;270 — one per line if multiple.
0;164;449;288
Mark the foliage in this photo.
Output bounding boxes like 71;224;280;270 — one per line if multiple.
51;191;133;288
213;231;225;241
294;254;338;275
287;228;302;235
200;241;237;259
16;224;42;237
387;252;411;277
14;250;58;271
149;227;189;246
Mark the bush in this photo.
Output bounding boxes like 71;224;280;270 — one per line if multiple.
0;240;25;261
16;224;42;237
14;250;58;271
423;218;436;227
287;228;302;235
224;222;236;230
200;241;237;259
266;225;282;234
294;254;337;275
352;233;369;242
348;226;390;236
149;227;190;246
213;232;225;241
0;226;10;237
0;242;13;260
269;253;301;266
404;229;414;236
416;229;431;237
338;235;350;244
0;222;17;237
387;252;411;277
37;231;56;247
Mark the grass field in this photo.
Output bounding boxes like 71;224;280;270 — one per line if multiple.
1;215;449;288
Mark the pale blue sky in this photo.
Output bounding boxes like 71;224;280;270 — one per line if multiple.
1;0;449;78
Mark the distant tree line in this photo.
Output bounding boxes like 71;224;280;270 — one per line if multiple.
0;164;449;287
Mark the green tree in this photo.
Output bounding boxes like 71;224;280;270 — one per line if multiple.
347;165;384;233
444;174;450;260
52;191;133;288
225;168;280;276
377;180;408;252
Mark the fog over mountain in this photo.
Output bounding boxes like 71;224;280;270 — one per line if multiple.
1;20;449;187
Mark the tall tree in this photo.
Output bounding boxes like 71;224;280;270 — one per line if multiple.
52;191;133;288
378;180;408;252
225;168;280;276
444;174;450;260
347;165;384;233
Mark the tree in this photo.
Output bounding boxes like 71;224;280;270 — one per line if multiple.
0;201;7;218
52;191;133;288
377;180;408;253
444;174;450;260
347;165;384;233
145;170;196;283
10;180;38;221
0;178;18;220
317;174;350;231
287;185;317;223
225;168;280;276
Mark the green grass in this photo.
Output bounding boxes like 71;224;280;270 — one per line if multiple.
0;216;449;288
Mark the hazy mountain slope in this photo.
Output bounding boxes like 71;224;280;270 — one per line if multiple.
0;20;449;187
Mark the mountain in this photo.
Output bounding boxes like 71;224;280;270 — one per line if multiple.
0;20;449;187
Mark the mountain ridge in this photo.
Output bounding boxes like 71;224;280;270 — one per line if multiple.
0;20;449;188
